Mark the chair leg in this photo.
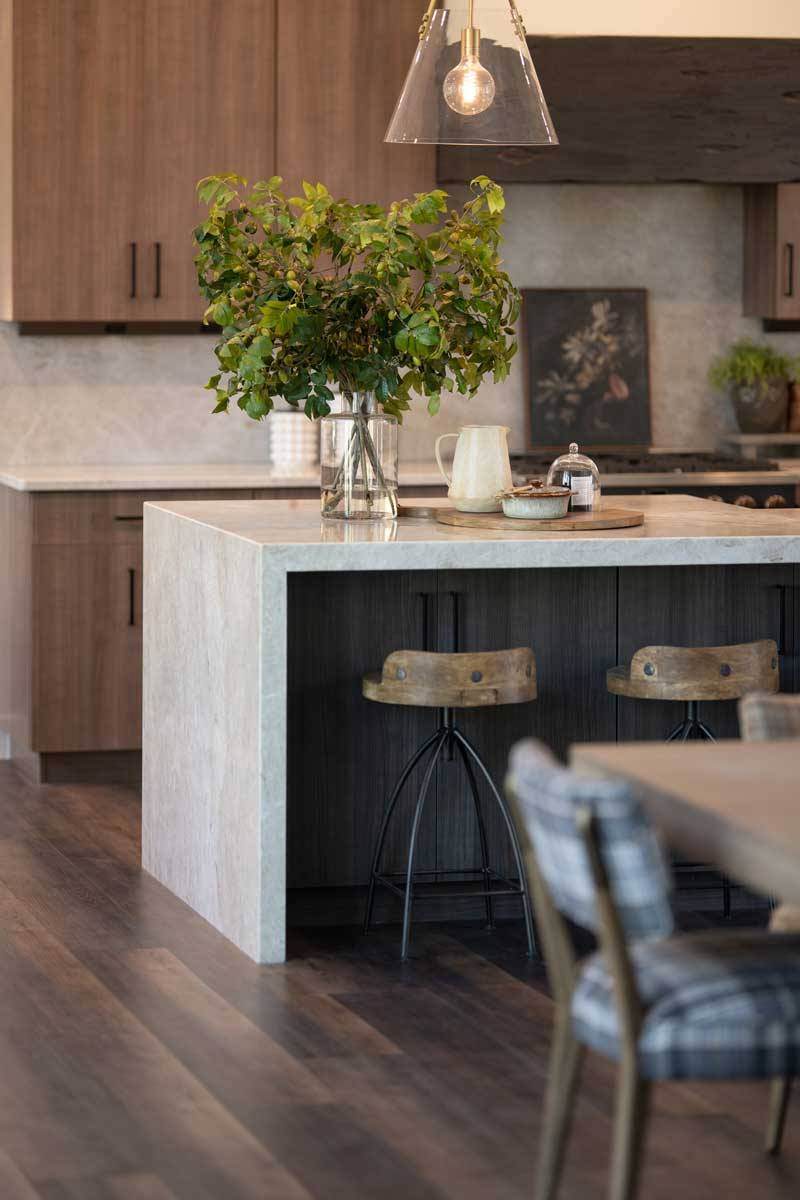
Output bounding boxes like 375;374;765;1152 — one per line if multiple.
536;1014;585;1200
452;728;537;958
766;1077;793;1155
401;731;448;961
363;727;445;935
609;1057;650;1200
455;737;494;929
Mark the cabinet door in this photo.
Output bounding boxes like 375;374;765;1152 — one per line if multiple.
276;0;435;207
32;544;143;752
776;185;800;320
436;570;618;877
13;0;144;321
140;0;277;321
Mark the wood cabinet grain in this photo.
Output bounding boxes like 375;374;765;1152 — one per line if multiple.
744;185;800;320
1;487;262;779
11;0;144;321
0;0;433;322
141;0;277;320
32;543;144;752
276;0;435;206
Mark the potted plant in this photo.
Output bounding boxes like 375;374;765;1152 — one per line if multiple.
709;340;799;434
194;174;519;519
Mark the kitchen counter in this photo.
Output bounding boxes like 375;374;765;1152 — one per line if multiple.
2;461;800;492
141;494;800;963
0;462;444;491
142;494;800;569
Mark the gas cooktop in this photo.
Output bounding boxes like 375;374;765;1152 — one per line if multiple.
510;452;780;476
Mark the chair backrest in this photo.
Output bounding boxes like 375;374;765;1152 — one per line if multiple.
508;739;674;941
627;639;778;701
739;691;800;741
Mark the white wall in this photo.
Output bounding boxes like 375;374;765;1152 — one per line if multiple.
516;0;800;38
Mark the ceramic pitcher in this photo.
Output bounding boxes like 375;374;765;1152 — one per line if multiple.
435;425;512;513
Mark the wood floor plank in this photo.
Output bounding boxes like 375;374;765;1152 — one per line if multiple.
0;1149;43;1199
0;762;797;1198
0;879;312;1200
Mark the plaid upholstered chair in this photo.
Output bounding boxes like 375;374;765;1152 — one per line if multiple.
507;739;800;1200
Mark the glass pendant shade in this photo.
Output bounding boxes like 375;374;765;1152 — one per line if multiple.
385;2;558;146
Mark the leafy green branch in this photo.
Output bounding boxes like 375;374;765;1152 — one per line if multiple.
194;174;520;422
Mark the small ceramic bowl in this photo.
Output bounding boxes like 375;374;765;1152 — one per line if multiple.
499;482;571;520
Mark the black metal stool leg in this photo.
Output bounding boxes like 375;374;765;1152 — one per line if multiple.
454;737;494;930
401;731;448;960
364;727;445;935
666;719;690;741
672;704;731;916
452;728;537;958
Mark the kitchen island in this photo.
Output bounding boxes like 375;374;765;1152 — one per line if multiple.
142;495;800;962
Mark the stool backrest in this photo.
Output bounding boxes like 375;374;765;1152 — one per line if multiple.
629;639;778;700
508;739;674;942
380;647;536;706
739;692;800;741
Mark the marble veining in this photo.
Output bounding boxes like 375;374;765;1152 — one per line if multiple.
141;493;800;964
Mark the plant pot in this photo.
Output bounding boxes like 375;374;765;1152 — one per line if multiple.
320;392;398;521
729;378;790;434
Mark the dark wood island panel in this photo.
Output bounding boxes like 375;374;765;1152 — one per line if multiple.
286;564;799;924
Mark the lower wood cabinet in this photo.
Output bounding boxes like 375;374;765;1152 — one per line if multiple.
0;486;253;782
32;543;143;752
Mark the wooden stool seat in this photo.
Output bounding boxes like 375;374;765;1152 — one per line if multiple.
363;648;537;709
362;645;538;959
607;640;779;703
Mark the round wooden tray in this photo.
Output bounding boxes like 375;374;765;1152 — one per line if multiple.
434;505;645;532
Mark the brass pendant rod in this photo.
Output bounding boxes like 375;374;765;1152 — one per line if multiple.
419;1;527;42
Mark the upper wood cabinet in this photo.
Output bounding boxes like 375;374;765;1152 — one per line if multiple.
9;0;145;322
744;185;800;322
0;0;435;323
1;0;276;322
276;0;434;208
140;0;277;321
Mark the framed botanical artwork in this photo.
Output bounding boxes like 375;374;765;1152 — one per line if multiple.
521;289;652;452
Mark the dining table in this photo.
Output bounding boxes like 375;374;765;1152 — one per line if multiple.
569;739;800;906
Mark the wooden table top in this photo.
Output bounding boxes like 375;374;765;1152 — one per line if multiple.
570;740;800;906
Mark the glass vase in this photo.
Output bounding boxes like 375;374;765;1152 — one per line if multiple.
320;392;398;521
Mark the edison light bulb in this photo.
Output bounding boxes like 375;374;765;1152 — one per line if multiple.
443;25;496;117
443;55;496;116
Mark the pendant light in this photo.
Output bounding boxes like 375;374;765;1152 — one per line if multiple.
385;0;558;146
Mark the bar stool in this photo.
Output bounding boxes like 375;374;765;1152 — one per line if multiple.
608;638;779;915
362;647;537;960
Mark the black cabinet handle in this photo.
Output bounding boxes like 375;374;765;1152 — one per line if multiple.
418;592;432;651
783;243;795;298
114;515;143;523
129;568;136;627
154;242;162;299
129;242;137;299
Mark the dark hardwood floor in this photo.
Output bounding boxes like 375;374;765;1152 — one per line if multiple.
0;761;796;1199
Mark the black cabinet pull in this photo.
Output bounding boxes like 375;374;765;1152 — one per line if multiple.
114;514;143;523
154;242;162;299
783;243;795;297
449;591;461;653
129;242;137;299
418;592;432;651
129;568;136;627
